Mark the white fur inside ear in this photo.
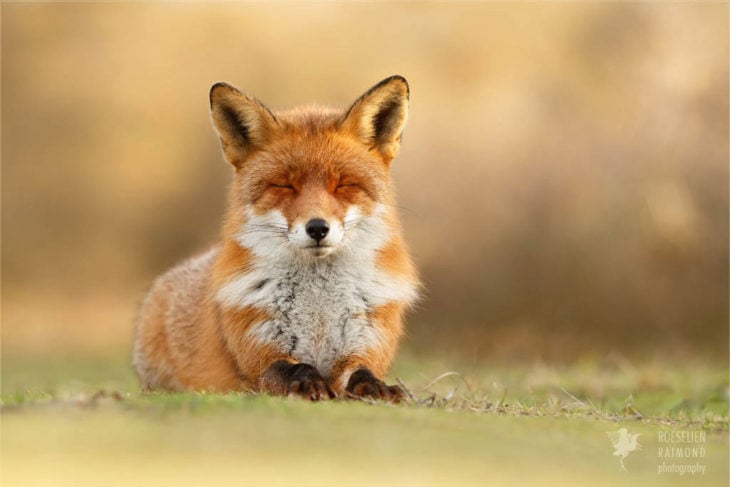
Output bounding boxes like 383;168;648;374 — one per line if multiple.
358;96;407;156
210;85;276;165
344;79;409;158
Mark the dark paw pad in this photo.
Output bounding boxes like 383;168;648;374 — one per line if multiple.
345;368;405;403
287;369;334;401
261;361;335;401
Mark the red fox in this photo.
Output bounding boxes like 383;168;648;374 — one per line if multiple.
133;76;419;401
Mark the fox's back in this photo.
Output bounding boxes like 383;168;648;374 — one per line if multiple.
133;248;221;390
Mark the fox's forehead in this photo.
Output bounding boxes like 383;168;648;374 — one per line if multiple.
274;105;344;127
264;106;385;168
248;131;389;183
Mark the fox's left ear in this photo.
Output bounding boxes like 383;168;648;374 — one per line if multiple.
341;75;409;161
209;82;278;168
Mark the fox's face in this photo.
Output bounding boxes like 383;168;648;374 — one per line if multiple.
209;76;409;260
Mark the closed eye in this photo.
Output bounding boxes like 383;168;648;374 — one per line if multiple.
269;183;295;191
336;183;359;190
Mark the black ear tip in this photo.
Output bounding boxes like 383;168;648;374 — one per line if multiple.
385;75;409;96
366;75;410;99
209;82;240;107
388;74;408;85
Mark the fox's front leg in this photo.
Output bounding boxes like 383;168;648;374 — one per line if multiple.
237;342;335;401
344;366;405;403
330;356;405;403
330;303;408;403
259;359;335;401
217;308;334;401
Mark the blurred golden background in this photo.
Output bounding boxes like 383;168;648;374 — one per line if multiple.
2;3;728;363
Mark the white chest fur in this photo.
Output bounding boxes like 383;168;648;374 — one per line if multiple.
215;206;416;376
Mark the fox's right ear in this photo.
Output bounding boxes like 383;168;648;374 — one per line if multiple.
209;83;278;167
341;75;409;162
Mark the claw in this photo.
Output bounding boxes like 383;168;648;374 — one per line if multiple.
345;368;404;403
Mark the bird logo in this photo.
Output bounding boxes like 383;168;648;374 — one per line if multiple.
607;428;642;471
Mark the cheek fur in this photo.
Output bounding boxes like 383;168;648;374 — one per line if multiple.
341;203;389;250
235;208;290;259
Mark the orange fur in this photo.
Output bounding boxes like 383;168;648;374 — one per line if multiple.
133;76;419;399
328;302;406;394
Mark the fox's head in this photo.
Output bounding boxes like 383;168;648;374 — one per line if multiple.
209;76;409;260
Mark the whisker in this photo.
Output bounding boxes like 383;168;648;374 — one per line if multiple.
244;224;289;231
237;229;289;239
344;217;365;229
352;226;382;239
378;202;418;215
239;229;287;235
242;229;286;234
344;220;383;240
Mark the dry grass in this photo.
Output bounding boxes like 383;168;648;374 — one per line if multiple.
2;352;727;430
2;353;727;486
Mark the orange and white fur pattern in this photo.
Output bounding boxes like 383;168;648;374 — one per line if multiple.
133;76;419;401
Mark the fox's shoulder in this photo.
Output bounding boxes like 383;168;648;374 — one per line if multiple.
147;246;220;298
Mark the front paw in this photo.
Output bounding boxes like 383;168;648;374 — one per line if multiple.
260;361;335;401
345;368;405;403
286;364;335;401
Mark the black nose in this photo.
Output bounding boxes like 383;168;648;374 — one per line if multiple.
305;218;330;243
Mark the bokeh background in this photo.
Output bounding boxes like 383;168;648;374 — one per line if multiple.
2;2;728;366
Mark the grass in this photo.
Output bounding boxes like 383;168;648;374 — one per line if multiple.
1;351;728;487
